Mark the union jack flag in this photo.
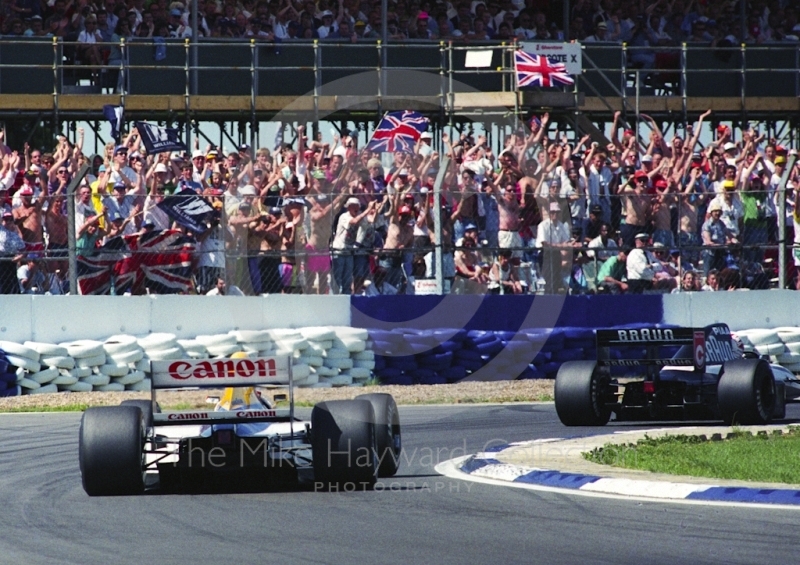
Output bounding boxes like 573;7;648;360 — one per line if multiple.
77;229;196;295
514;51;574;88
366;111;429;154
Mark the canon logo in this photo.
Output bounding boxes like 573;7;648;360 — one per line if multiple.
168;412;210;420
168;358;277;380
235;410;276;418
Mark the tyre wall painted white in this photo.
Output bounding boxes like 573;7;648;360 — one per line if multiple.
663;290;799;331
0;295;350;343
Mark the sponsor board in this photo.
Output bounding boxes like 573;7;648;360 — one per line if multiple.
520;42;582;75
151;356;291;388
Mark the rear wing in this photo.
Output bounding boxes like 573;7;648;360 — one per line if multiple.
150;355;296;427
595;324;739;370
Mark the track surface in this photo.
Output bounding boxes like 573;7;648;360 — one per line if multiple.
2;404;799;565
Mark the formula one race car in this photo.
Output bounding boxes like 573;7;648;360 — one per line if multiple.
555;324;800;427
78;352;401;496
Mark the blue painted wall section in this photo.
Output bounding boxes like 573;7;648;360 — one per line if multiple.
351;295;666;385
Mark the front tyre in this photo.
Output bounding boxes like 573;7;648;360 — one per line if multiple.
355;393;401;477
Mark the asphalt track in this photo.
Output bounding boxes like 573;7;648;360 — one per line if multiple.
1;404;799;565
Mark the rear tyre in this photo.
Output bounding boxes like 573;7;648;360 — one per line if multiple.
79;406;145;496
120;399;160;429
355;393;401;477
555;361;612;426
311;399;378;489
718;359;776;425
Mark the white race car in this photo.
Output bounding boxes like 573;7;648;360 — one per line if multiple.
78;352;401;495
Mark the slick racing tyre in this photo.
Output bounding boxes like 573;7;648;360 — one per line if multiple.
718;358;776;425
355;393;401;477
120;399;160;429
79;406;145;496
311;399;378;489
555;361;613;426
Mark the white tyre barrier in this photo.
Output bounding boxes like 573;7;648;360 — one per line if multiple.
755;343;785;356
74;367;92;378
0;341;40;361
76;354;107;368
95;383;126;392
296;373;319;386
229;329;272;342
333;337;366;353
186;351;210;360
15;367;24;381
776;352;800;364
102;335;139;355
312;365;337;377
176;339;208;352
110;348;144;364
784;342;800;355
353;350;375;361
18;377;41;390
195;333;237;347
24;341;67;357
306;341;333;354
267;329;302;341
353;359;375;370
61;340;104;359
113;371;146;386
41;356;75;369
126;379;151;392
99;363;131;377
324;375;354;387
242;345;261;355
29;367;59;384
300;327;336;341
334;327;369;340
291;363;311;380
62;381;93;392
777;329;800;343
6;354;40;373
52;375;78;386
82;374;111;387
309;382;332;388
323;348;350;360
276;338;309;352
135;359;151;372
783;362;800;373
741;329;781;346
323;357;353;370
206;343;242;357
137;333;179;351
146;347;184;361
298;355;324;367
348;367;372;380
29;383;58;394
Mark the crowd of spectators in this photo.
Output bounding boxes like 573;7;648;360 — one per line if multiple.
1;108;800;296
5;0;800;45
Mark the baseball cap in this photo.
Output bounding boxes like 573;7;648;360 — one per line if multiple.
154;163;168;173
596;20;607;29
420;131;432;140
238;144;250;152
654;178;668;189
634;232;649;240
417;10;429;19
170;8;182;16
109;211;123;222
641;155;653;163
692;151;702;159
775;155;787;164
722;179;736;189
114;145;128;155
113;181;127;190
192;150;205;159
346;197;361;207
19;186;34;196
2;210;12;218
239;184;257;196
589;204;603;214
321;10;333;17
398;168;409;176
708;200;722;212
723;142;737;151
634;170;648;180
268;206;282;215
142;219;155;228
399;205;413;216
463;222;478;231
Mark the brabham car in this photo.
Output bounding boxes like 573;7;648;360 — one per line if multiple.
554;324;800;426
78;352;401;496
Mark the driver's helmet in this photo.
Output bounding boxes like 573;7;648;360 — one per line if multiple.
730;332;746;356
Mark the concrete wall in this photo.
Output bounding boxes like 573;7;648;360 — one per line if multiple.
0;295;351;343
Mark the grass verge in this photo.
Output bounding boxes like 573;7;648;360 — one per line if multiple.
584;429;800;484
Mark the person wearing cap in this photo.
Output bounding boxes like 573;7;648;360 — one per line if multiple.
0;210;25;294
316;8;339;39
331;197;376;295
708;177;743;241
701;199;736;277
625;232;659;293
536;201;574;294
587;150;614;225
103;180;139;236
721;141;738;166
176;161;202;194
596;247;629;294
108;144;137;186
584;204;605;242
17;254;48;294
583;19;608;42
739;166;771;265
411;10;432;39
168;7;191;37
